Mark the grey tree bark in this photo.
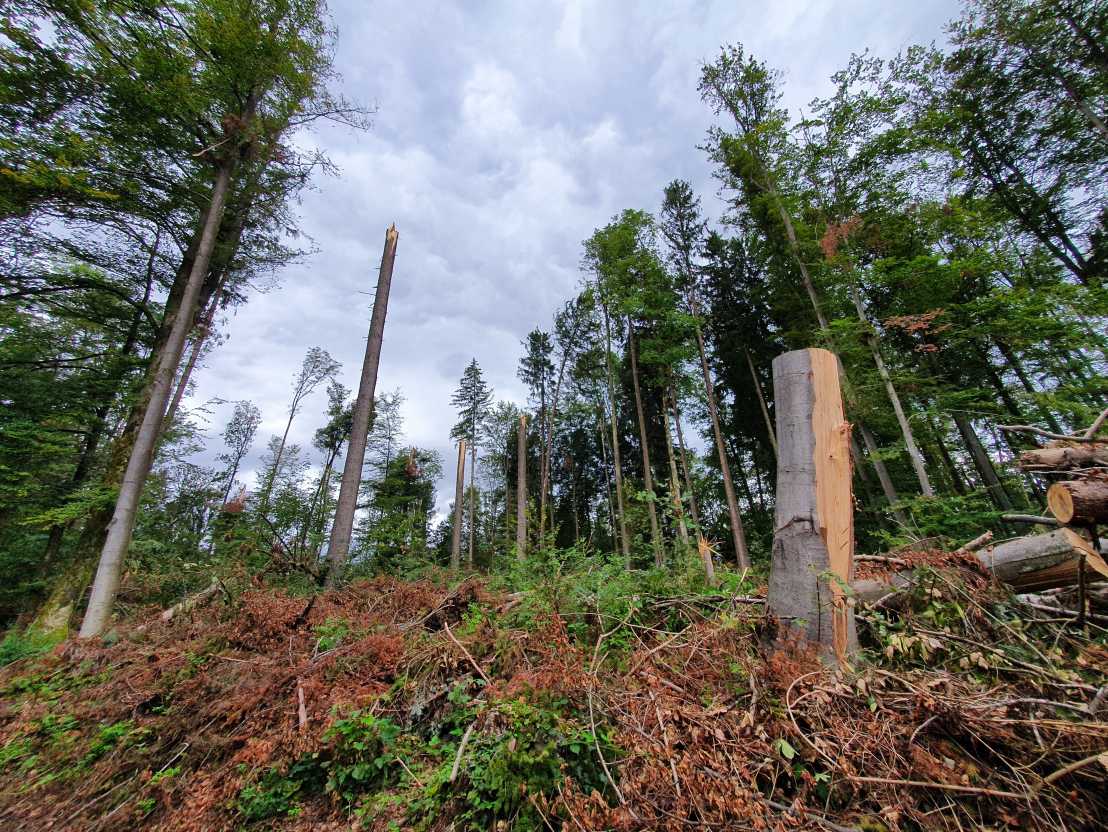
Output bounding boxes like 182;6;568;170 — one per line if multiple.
628;328;663;568
324;225;399;585
79;158;237;638
599;295;631;564
516;415;527;560
953;411;1014;511
849;286;933;496
767;348;857;662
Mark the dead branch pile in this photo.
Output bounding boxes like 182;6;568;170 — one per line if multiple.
0;561;1105;832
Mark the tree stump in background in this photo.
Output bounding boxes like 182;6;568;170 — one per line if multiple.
767;348;856;663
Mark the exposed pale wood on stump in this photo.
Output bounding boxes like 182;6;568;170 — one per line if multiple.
1048;480;1108;525
768;348;856;662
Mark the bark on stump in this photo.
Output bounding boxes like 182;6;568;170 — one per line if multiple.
767;348;856;662
1047;480;1108;526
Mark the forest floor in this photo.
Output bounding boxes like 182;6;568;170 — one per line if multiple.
0;552;1106;831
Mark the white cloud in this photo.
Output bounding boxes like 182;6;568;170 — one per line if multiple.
185;0;962;517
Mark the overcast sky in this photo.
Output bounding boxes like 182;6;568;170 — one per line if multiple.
187;0;961;515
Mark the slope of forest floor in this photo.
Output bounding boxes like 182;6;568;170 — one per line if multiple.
0;553;1106;832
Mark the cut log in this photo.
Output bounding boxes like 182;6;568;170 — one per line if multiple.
854;529;1108;603
1017;443;1108;471
1047;480;1108;525
768;348;856;661
976;529;1108;592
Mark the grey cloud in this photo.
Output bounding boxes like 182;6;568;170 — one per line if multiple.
186;0;961;516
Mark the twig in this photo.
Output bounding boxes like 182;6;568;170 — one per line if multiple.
296;680;308;733
449;722;476;782
955;530;993;555
1088;686;1108;717
1082;408;1108;441
1002;514;1060;526
1038;749;1108;789
396;755;424;788
856;555;910;566
765;799;860;832
442;620;490;686
848;775;1026;799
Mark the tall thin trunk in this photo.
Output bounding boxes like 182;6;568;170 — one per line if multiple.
516;415;527;560
161;280;224;436
467;442;476;566
850;286;933;497
80;157;237;638
627;327;663;568
599;296;631;563
325;225;399;585
952;411;1014;511
856;420;909;525
595;405;617;544
670;391;701;533
691;313;749;568
926;414;967;496
450;440;466;571
745;349;777;459
662;403;689;548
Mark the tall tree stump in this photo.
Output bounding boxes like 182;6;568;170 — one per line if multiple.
768;348;857;662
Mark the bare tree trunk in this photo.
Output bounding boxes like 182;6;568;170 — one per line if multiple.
324;225;399;585
856;420;908;525
160;280;224;437
467;442;476;567
745;349;777;459
661;403;689;548
596;407;617;545
768;348;856;662
628;328;663;568
80;158;237;638
516;415;527;560
600;297;631;564
953;411;1014;511
849;286;933;496
691;315;749;568
450;439;466;571
670;391;701;533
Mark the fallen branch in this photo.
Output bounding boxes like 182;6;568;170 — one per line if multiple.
1037;750;1108;790
449;722;476;782
442;620;490;686
296;680;308;733
955;530;993;555
1002;514;1060;526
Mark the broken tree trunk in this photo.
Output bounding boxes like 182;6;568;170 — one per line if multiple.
767;348;856;662
325;224;399;586
516;415;527;561
1048;481;1108;525
450;439;466;571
